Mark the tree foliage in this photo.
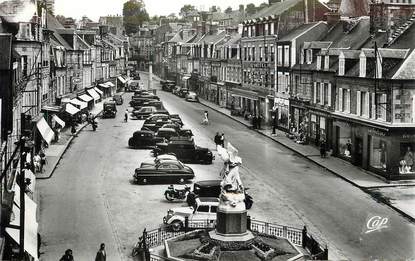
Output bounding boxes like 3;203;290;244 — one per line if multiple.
239;4;245;12
210;5;218;12
179;4;196;17
246;3;257;15
123;0;149;35
258;2;269;10
225;7;233;14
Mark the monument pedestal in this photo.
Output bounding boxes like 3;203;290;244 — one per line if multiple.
209;196;254;242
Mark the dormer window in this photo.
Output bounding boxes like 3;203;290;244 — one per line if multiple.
324;56;330;70
306;49;312;64
339;52;345;76
359;51;366;78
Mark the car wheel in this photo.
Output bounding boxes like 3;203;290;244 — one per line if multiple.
171;220;183;232
139;178;147;185
178;178;185;184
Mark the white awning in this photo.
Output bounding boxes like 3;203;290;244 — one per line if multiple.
52;114;65;128
118;76;126;84
70;98;87;109
98;83;110;89
87;89;101;100
94;87;104;95
105;81;115;87
78;94;93;102
6;202;38;261
65;103;80;115
183;76;190;80
36;118;54;145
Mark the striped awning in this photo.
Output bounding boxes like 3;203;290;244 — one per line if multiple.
65;103;80;115
94;87;104;95
87;89;101;100
36;117;54;145
53;114;65;128
70;98;87;109
78;94;93;102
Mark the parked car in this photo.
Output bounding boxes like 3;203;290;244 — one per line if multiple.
144;114;171;124
102;101;117;118
133;160;195;184
160;123;181;132
172;86;182;96
186;180;221;206
153;139;214;164
113;94;123;105
162;81;175;92
185;92;199;102
142;118;172;132
128;130;157;149
163;197;219;231
134;100;164;110
129;97;156;108
178;88;189;98
170;114;184;126
128;80;140;91
155;128;179;141
140;154;178;168
132;106;158;119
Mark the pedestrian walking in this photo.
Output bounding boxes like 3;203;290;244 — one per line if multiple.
124;109;129;122
71;124;77;136
214;132;221;147
202;110;209;125
257;114;262;130
220;133;225;148
59;249;74;261
252;115;257;129
95;243;106;261
33;153;41;173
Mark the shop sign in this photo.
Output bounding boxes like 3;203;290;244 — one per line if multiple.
336;121;351;128
402;134;415;139
211;62;221;67
72;77;81;84
368;128;387;137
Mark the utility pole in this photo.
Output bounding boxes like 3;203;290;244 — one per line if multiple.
19;113;26;259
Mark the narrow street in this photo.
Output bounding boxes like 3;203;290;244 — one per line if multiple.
38;73;415;261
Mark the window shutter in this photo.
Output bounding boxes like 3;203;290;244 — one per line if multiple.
356;91;361;116
347;89;351;113
381;94;387;120
313;82;317;104
317;56;321;70
365;93;370;118
328;83;332;107
371;93;376;119
339;88;343;111
320;83;324;105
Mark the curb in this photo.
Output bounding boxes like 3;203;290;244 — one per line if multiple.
198;100;415;223
36;111;103;180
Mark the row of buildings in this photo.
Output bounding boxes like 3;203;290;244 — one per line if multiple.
145;0;415;180
0;1;130;259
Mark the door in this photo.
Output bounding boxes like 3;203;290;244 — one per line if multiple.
355;137;363;166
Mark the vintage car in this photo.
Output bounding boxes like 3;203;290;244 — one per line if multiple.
161;80;175;92
178;88;189;98
163;197;219;231
186;180;221;206
140;154;178;168
155;128;180;141
185;92;199;102
133;159;194;185
132;106;158;119
133;100;164;111
169;114;184;126
153;139;214;164
102;101;117;118
128;130;158;149
129;97;156;108
128;80;140;91
172;86;182;96
142;118;172;132
113;94;123;105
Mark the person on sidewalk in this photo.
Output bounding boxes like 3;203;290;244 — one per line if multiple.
59;249;74;261
124;109;129;122
33;153;41;173
71;124;77;136
257;115;262;130
95;243;106;261
39;149;46;172
320;139;327;158
252;115;257;129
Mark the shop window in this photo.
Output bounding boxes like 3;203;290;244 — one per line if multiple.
338;126;352;158
310;114;317;139
399;143;415;174
369;137;387;171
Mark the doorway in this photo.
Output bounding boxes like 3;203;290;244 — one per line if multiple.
355;137;363;166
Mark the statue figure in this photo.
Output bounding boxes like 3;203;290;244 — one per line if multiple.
217;143;245;207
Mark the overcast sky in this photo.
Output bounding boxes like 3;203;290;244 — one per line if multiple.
55;0;270;21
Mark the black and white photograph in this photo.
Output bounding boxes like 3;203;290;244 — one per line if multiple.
0;0;414;260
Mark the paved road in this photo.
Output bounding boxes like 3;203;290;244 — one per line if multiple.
38;73;415;261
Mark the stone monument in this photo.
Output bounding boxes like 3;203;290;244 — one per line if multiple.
209;143;254;242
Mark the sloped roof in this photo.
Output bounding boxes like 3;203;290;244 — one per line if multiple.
323;17;371;49
278;22;326;42
361;48;409;59
76;35;90;50
168;29;197;43
339;0;370;17
200;31;226;44
223;34;241;47
248;0;302;20
393;49;415;80
304;41;332;50
389;21;415;51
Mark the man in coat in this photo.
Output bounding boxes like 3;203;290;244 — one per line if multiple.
95;243;106;261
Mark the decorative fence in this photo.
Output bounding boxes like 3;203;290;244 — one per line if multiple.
138;216;328;260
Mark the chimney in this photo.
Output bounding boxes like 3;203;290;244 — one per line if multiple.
268;0;281;4
304;0;309;24
326;12;340;26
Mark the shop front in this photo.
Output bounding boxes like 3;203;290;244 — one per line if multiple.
217;82;227;107
274;97;290;131
307;109;331;147
289;100;307;133
231;88;259;116
333;118;415;180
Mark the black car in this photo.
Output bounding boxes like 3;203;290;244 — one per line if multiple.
155;128;179;141
169;114;183;127
102;101;117;118
161;80;175;92
186;180;221;206
153;139;214;164
132;106;158;119
134;100;164;111
133;160;195;184
178;88;189;98
129;97;156;107
128;130;157;148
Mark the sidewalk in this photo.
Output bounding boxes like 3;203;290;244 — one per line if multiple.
36;97;110;180
197;98;415;221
